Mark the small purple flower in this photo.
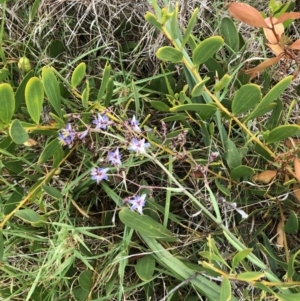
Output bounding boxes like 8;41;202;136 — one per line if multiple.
127;194;146;215
58;123;76;147
107;148;122;166
128;138;150;154
130;115;141;132
77;128;89;140
90;167;109;184
92;113;110;130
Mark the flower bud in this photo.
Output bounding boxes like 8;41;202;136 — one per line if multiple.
18;57;32;72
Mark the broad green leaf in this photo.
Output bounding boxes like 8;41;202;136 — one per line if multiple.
182;8;199;47
150;101;170;111
104;77;114;107
191;78;210;97
266;125;299;144
71;62;86;88
145;12;163;31
42;67;62;118
225;139;241;170
72;287;89;301
245;76;292;121
119;208;177;242
4;186;24;215
156;46;183;63
205;57;225;78
0;68;9;82
78;270;93;291
42;184;63;199
0;83;15;124
220;277;231;301
9;119;29;144
215;179;231;196
232;249;253;270
232;84;261;115
230;166;255;180
25;77;44;124
192;36;224;66
38;139;61;164
170;103;217;120
221;17;239;52
276;293;300;301
47;39;65;57
15;70;33;110
284;210;298;234
15;208;41;223
82;80;89;108
97;62;111;102
135;255;156;281
236;272;265;281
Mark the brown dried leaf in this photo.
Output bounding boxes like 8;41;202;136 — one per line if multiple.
244;55;281;75
228;3;268;28
293;183;300;202
266;43;284;56
276;220;284;248
252;170;277;183
275;12;300;24
23;138;38;147
263;17;284;44
284;138;300;148
289;39;300;50
294;157;300;182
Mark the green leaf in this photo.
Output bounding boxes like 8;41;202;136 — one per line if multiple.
82;80;89;108
236;272;265;281
220;17;239;52
232;84;261;115
29;0;41;21
119;208;177;242
232;249;253;270
47;39;65;57
0;67;9;82
266;98;283;130
287;249;300;279
284;210;298;234
214;74;232;92
191;78;210;97
156;46;183;63
38;139;61;164
170;103;217;120
225;139;242;170
192;36;224;66
215;179;231;196
78;270;93;291
9;119;29;144
104;77;114;107
42;184;63;199
145;12;163;31
72;287;89;301
266;125;299;144
0;83;15;124
4;186;24;215
220;277;231;301
230;166;255;180
15;208;41;224
15;70;33;110
25;77;44;124
135;255;156;281
42;67;62;118
245;76;292;121
0;230;4;261
150;101;170;112
71;62;86;88
97;62;111;102
182;8;199;47
276;293;300;301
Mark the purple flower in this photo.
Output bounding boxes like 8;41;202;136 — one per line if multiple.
128;138;150;154
77;128;89;140
90;167;109;184
92;113;110;130
58;123;76;147
107;148;122;166
130;115;141;132
127;194;146;215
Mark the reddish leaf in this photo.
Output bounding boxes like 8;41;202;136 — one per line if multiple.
266;43;284;56
244;56;281;76
228;3;268;28
274;12;300;24
252;170;277;183
289;39;300;50
263;17;284;44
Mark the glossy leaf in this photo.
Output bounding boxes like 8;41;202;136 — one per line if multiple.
0;83;15;124
135;255;156;281
78;270;93;291
38;139;61;164
232;84;261;115
9;119;29;144
15;208;41;224
170;103;217;120
42;67;62;118
266;125;300;144
283;210;298;234
220;277;231;301
225;139;241;170
25;77;44;124
192;36;224;66
119;208;177;242
228;3;268;28
156;46;183;63
71;62;86;88
245;76;292;121
42;184;63;199
221;17;239;52
230;165;255;180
